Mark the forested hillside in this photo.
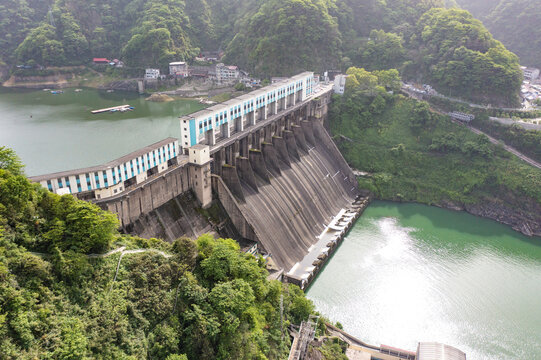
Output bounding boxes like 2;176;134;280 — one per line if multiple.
0;0;523;105
223;0;343;76
409;8;522;106
330;68;541;230
0;147;317;359
456;0;541;69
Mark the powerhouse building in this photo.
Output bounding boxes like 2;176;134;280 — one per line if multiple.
179;72;315;151
30;138;179;200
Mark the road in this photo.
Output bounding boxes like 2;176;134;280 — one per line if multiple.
401;84;533;112
466;124;541;169
402;85;541;170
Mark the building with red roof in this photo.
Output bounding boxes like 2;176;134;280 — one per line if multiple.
93;58;110;64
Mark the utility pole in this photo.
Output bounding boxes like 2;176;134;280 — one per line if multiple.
280;294;284;340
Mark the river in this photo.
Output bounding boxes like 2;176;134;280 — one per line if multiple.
0;87;205;176
307;201;541;359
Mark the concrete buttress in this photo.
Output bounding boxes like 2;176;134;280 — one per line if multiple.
221;165;246;202
301;120;316;146
284;130;300;161
249;149;270;183
261;142;282;175
292;125;308;152
236;156;259;192
272;136;291;166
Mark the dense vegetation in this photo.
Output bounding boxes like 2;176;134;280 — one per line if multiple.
1;0;523;105
407;8;522;106
457;0;541;69
223;0;342;77
330;67;541;206
0;147;318;359
0;0;50;66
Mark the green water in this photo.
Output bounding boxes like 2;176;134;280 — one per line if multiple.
307;201;541;360
0;87;205;176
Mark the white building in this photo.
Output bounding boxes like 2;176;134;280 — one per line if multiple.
216;63;240;82
417;342;466;360
169;62;188;77
179;72;315;150
521;66;540;81
30;138;179;200
145;68;160;80
333;74;348;95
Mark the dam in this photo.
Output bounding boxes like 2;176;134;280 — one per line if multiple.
29;72;363;280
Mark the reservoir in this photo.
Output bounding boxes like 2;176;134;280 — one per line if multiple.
0;87;205;176
2;86;540;359
307;201;541;359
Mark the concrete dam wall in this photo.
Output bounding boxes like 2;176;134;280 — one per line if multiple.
214;119;360;270
127;191;215;242
94;164;215;241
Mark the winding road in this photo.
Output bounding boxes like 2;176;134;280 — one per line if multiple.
466;124;541;169
402;86;541;170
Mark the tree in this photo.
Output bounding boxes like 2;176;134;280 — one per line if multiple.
16;24;65;66
224;0;342;76
53;318;89;360
0;146;24;175
234;82;247;91
166;355;188;360
45;196;119;254
345;67;401;96
360;29;405;70
148;323;180;359
410;101;433;131
413;8;522;106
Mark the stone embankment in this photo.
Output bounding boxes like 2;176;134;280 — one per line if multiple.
3;74;73;88
99;79;139;92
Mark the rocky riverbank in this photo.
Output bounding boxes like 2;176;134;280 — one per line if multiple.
435;194;541;237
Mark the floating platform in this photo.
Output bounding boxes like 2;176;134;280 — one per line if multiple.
91;105;132;114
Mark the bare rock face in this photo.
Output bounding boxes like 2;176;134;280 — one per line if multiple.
432;191;541;237
463;194;541;237
429;191;541;238
145;93;174;102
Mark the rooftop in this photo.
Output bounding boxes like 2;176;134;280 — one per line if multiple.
191;144;209;150
30;137;178;182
